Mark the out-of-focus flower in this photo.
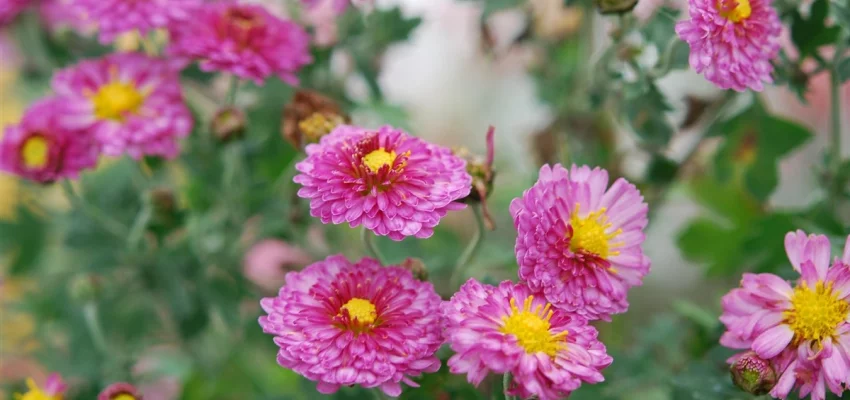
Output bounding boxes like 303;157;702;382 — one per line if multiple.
510;164;650;321
730;351;777;395
71;0;200;44
0;0;29;26
282;89;348;150
52;52;193;159
38;0;94;34
98;382;142;400
294;125;471;241
168;3;311;85
259;255;443;397
675;0;781;91
442;280;611;400
243;239;312;293
529;0;583;40
720;231;850;400
303;0;341;47
0;98;98;183
15;373;66;400
454;126;496;229
210;107;247;142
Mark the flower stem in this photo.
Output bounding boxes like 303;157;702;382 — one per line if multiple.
83;302;109;356
829;39;847;204
371;388;388;400
61;180;129;238
225;75;241;106
361;227;385;264
503;372;516;400
449;204;485;288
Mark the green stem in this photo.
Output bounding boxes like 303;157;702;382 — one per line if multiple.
371;388;388;400
829;39;847;204
449;204;485;288
503;372;516;400
83;302;109;356
361;227;385;264
61;180;129;238
225;75;241;106
127;205;152;251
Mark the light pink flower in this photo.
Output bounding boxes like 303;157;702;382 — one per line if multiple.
71;0;200;44
51;52;193;159
0;97;98;183
259;255;443;397
720;230;850;400
243;239;313;293
675;0;781;91
167;2;311;85
294;125;471;241
443;279;612;400
510;164;650;321
0;0;30;26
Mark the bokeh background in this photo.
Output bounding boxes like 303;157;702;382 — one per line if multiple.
1;0;849;399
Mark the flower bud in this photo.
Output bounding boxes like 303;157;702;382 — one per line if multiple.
455;126;496;230
98;382;143;400
282;89;349;149
146;187;182;234
730;351;776;396
400;257;428;281
69;274;101;304
595;0;638;15
211;107;247;142
243;239;313;293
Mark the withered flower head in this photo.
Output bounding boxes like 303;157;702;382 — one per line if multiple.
455;126;496;230
282;89;349;149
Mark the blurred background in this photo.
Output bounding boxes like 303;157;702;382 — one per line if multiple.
1;0;849;399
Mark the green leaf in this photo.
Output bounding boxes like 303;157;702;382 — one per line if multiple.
0;205;46;275
646;155;679;184
677;217;745;276
790;0;842;58
624;82;674;148
641;8;680;50
481;0;524;17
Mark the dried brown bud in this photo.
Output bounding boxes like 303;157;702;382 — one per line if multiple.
400;257;429;281
730;351;777;396
455;127;496;230
211;107;247;142
595;0;638;15
282;90;349;149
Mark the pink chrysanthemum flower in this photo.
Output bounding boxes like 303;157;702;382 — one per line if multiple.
51;52;193;159
510;164;649;321
0;0;30;26
1;98;98;183
675;0;781;91
294;125;471;241
71;0;200;44
258;255;443;397
720;231;850;400
15;373;67;400
98;382;143;400
167;2;311;85
443;279;612;400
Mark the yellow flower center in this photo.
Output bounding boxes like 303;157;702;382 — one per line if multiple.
362;148;397;173
112;395;137;400
569;204;622;259
299;112;342;142
500;296;567;357
785;281;849;344
718;0;751;22
14;378;61;400
92;81;145;121
21;136;49;169
341;297;377;325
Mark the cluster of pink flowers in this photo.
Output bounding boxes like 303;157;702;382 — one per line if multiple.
0;0;313;183
720;231;850;400
277;135;652;398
